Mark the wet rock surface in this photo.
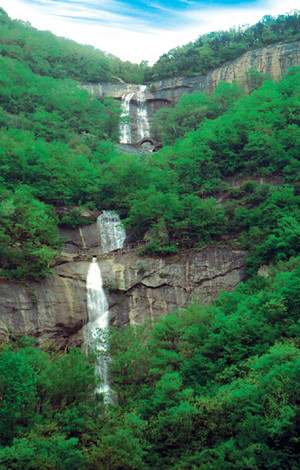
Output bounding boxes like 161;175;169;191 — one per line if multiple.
0;237;245;346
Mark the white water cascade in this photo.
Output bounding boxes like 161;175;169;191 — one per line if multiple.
97;211;127;254
84;211;126;402
136;84;150;141
120;85;150;144
120;92;134;143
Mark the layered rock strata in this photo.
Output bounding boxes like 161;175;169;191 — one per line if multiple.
0;220;245;346
150;41;300;103
0;274;87;348
82;41;300;140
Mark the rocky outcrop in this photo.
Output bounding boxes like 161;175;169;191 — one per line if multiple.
0;217;246;346
0;273;87;348
150;41;300;102
48;244;245;328
100;246;245;326
82;41;300;143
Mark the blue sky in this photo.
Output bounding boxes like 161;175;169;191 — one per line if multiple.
1;0;299;63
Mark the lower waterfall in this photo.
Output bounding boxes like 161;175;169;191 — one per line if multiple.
84;212;126;402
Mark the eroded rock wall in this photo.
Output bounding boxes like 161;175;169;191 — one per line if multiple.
150;41;300;103
0;218;245;346
0;273;88;348
82;41;300;137
100;247;245;326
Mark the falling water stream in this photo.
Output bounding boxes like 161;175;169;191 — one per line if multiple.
119;85;150;144
97;211;127;254
84;211;126;402
136;85;150;140
120;92;135;143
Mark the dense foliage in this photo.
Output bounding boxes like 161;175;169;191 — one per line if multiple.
0;338;97;469
0;8;148;84
0;16;122;278
0;187;61;280
0;55;121;144
2;57;300;277
152;81;245;145
145;11;300;81
1;257;300;469
1;9;300;469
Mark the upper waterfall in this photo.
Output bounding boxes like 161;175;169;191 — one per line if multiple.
119;85;150;144
136;85;150;141
120;92;135;144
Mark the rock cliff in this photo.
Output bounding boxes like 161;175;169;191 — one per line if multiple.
0;218;245;347
82;41;300;141
149;41;300;103
3;40;296;346
0;273;87;348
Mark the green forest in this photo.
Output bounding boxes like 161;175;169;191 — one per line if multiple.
0;7;300;470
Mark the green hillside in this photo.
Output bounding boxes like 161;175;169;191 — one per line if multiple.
0;9;300;470
0;8;148;83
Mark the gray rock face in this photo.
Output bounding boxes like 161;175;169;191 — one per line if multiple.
100;246;246;326
0;222;245;346
150;41;300;102
0;273;88;348
82;41;300;143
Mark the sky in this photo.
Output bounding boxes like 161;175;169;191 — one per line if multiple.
1;0;299;64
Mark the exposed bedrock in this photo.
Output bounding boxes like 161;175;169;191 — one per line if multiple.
149;41;300;102
0;218;245;346
0;273;87;348
82;41;300;132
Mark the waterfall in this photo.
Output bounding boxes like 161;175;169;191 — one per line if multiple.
84;212;126;402
120;85;150;144
97;210;126;254
84;258;111;399
136;84;150;141
120;92;134;143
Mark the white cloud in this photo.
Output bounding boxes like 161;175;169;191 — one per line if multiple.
1;0;300;64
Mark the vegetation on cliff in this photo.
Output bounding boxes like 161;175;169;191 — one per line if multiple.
145;11;300;81
1;42;300;277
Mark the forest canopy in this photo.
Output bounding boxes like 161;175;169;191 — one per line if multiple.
0;8;148;84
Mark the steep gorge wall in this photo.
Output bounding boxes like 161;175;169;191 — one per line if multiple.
0;273;87;348
0;219;245;347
